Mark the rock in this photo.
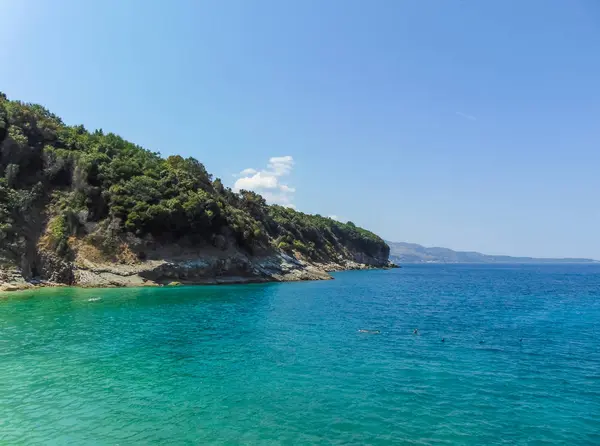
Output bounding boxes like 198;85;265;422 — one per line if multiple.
167;281;182;286
213;235;228;250
1;244;393;290
39;251;75;284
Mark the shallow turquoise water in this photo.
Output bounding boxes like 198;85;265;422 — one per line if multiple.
1;265;599;445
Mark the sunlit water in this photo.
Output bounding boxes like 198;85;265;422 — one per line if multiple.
1;265;599;445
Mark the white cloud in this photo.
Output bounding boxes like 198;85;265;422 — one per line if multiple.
261;191;296;208
267;156;294;176
234;155;296;207
234;171;279;190
328;215;341;221
456;111;477;121
279;184;296;193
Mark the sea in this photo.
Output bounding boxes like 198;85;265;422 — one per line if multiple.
1;264;599;445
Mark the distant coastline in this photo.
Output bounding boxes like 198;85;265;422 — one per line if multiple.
387;241;599;265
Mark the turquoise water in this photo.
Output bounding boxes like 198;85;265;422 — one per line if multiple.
1;265;600;445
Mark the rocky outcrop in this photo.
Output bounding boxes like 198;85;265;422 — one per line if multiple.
0;216;396;291
39;250;75;284
71;251;334;287
1;246;397;291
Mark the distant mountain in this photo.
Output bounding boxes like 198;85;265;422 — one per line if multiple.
387;241;598;264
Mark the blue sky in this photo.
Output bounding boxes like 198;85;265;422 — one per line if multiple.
2;0;599;258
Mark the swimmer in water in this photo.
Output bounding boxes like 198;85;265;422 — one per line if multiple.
441;338;445;343
479;340;484;344
413;328;419;335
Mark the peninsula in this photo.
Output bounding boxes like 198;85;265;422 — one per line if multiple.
0;93;392;291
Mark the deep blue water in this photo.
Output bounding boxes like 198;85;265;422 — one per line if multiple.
1;264;599;444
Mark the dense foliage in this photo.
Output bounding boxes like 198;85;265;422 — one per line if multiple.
0;93;388;271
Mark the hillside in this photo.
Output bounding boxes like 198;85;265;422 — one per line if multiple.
388;241;598;264
0;93;392;290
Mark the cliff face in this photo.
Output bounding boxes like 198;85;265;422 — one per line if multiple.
0;93;392;290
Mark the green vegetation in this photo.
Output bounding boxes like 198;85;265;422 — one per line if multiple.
0;92;389;276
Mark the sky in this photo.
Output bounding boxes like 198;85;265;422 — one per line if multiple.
1;0;599;258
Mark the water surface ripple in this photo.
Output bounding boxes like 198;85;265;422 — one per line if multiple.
1;264;599;444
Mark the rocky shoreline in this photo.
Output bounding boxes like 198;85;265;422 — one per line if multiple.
0;251;397;292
